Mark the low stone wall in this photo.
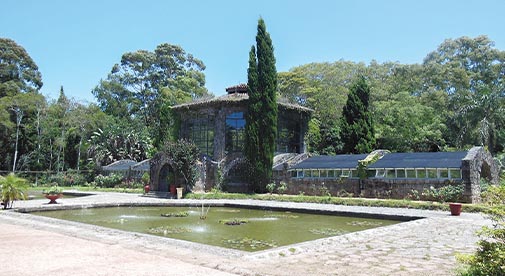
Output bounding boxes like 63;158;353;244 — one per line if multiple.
286;178;360;197
360;178;465;201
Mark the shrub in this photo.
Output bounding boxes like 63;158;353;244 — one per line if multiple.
458;183;505;275
419;185;464;203
93;174;123;188
277;181;288;194
266;183;276;194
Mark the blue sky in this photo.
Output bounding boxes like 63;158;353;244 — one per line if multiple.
1;0;504;103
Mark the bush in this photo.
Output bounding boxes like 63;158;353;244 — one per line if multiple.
277;182;288;194
458;183;505;275
419;185;464;203
93;174;123;188
266;183;276;194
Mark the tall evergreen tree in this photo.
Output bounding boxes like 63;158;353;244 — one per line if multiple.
245;18;278;192
340;76;375;153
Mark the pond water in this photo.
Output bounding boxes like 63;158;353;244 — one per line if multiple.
35;206;400;251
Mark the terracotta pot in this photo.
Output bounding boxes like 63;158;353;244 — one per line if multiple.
144;185;150;194
170;184;176;195
44;194;62;204
449;203;462;216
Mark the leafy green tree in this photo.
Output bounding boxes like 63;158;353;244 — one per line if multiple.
340;76;375;153
0;173;28;209
423;36;505;152
92;43;208;147
245;18;278;192
0;38;43;97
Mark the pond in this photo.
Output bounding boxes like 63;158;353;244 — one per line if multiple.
35;206;400;252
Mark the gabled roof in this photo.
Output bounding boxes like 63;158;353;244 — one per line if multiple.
367;152;468;169
171;92;313;113
102;159;138;171
131;159;150;171
290;154;369;170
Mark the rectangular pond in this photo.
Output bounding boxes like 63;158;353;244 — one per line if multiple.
34;206;400;252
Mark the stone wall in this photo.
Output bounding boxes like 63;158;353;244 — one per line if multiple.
461;146;500;203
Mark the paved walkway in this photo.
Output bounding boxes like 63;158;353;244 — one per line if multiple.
0;192;489;275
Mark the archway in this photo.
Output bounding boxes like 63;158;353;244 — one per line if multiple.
149;152;176;193
158;164;174;192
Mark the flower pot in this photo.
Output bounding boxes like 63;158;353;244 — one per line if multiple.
170;184;176;195
44;194;62;204
176;187;184;199
144;185;150;194
449;203;462;216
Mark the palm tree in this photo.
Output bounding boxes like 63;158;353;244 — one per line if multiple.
0;173;29;209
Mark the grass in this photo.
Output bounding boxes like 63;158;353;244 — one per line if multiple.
185;192;490;213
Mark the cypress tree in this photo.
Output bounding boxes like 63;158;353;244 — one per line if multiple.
340;76;375;154
245;18;278;192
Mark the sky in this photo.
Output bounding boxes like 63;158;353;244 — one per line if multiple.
1;0;504;103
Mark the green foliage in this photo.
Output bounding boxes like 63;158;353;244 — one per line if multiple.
161;139;200;189
409;185;464;203
266;183;276;194
245;18;278;192
0;173;29;209
92;43;209;148
0;38;43;96
160;211;189;217
42;185;62;195
93;174;123;188
357;151;384;179
458;184;505;275
277;181;288;194
87;122;153;166
340;76;375;154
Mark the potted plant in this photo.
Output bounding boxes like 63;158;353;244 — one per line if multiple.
42;184;63;204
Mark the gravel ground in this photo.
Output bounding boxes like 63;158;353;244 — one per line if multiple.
0;192;489;275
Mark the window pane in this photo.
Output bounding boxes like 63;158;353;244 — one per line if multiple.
439;169;449;178
417;169;426;178
396;169;406;178
327;170;335;178
350;169;357;178
386;169;396;178
406;169;416;178
320;170;328;178
427;169;437;178
450;169;461;179
225;112;244;152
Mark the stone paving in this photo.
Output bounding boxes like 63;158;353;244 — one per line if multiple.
0;191;490;275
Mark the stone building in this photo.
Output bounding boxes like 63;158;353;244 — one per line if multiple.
151;84;312;193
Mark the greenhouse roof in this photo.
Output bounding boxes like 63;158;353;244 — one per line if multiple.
368;151;468;169
131;159;150;171
102;160;138;171
290;154;369;170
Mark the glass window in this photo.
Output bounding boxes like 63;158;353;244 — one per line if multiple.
327;170;335;178
450;169;462;179
417;169;426;178
320;170;328;178
184;116;214;156
375;169;386;178
350;169;357;178
305;170;312;178
311;170;319;178
341;170;350;177
291;171;297;178
406;169;416;178
334;170;342;178
386;169;396;178
277;114;301;153
225;112;245;152
438;169;449;178
427;169;437;178
396;169;406;178
297;170;304;178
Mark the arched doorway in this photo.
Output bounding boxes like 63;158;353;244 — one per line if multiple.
149;152;176;193
158;164;175;192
